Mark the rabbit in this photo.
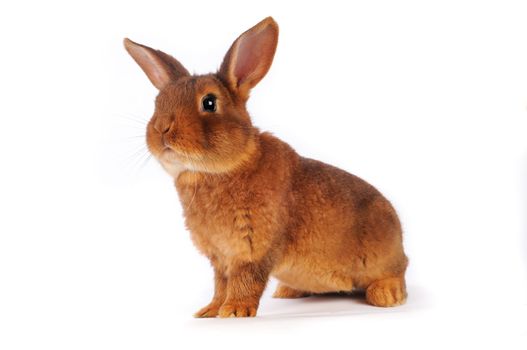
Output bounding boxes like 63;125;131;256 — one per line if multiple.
124;16;408;318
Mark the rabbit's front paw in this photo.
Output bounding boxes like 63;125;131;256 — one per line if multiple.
218;302;258;318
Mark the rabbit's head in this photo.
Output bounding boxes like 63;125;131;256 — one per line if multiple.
124;17;278;175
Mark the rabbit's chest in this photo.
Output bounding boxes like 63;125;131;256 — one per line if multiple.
178;183;257;261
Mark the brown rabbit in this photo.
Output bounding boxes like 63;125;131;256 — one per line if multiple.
124;17;408;318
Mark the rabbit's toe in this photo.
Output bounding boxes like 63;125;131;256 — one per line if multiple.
218;302;258;318
194;303;221;318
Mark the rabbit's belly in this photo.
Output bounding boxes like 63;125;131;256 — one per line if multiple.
272;261;354;293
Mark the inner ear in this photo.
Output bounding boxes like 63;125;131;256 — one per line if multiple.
219;17;279;98
124;38;189;90
234;28;276;87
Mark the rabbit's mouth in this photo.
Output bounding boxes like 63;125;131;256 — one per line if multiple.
157;148;188;178
159;147;186;166
160;147;177;159
154;133;260;175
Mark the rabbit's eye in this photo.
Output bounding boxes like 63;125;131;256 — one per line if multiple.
202;94;217;112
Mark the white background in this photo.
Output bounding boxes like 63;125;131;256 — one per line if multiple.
1;0;526;349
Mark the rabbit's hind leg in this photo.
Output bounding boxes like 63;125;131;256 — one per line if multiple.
272;283;310;298
365;276;407;307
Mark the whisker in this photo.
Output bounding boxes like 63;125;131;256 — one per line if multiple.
125;149;151;176
112;114;149;131
114;113;149;125
122;144;148;164
119;145;149;174
111;135;147;146
137;153;153;172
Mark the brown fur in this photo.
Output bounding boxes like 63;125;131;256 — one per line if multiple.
124;17;408;318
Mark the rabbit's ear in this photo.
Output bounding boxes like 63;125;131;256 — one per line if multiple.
219;17;279;99
124;38;189;90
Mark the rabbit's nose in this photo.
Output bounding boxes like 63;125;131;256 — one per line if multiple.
154;120;172;135
161;125;170;134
